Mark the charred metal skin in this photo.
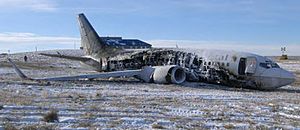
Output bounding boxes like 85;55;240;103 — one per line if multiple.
100;48;295;90
108;49;210;83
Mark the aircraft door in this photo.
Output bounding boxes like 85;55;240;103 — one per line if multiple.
238;58;246;75
245;57;257;74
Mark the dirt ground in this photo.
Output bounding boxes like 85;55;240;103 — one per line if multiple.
0;50;300;129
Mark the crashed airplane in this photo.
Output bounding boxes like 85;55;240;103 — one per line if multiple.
9;13;296;90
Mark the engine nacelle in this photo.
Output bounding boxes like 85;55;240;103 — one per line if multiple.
152;65;186;84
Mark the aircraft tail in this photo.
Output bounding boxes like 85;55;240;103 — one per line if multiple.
78;13;105;56
77;13;121;58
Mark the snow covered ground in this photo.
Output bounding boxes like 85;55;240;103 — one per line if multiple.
0;50;300;129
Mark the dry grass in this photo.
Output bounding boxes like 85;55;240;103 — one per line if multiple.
0;91;33;105
255;124;269;130
107;119;123;128
0;61;58;70
292;76;300;86
83;112;97;119
224;124;235;129
152;124;165;129
21;124;55;130
3;123;18;130
43;109;59;122
78;122;93;128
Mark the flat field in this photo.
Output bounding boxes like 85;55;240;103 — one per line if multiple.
0;50;299;129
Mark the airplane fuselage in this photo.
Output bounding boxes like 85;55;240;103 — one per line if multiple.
82;48;295;90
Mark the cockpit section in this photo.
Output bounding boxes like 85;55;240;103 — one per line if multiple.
239;57;281;76
259;61;280;69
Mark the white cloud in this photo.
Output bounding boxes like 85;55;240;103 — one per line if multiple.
0;0;56;12
0;32;79;53
0;32;79;44
1;32;298;56
148;40;300;56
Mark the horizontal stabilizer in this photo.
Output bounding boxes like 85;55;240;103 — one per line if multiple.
39;53;92;62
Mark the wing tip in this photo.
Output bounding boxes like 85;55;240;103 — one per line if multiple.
7;58;29;80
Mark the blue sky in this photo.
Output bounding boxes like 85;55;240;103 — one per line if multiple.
0;0;300;55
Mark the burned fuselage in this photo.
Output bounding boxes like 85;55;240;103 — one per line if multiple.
98;48;242;87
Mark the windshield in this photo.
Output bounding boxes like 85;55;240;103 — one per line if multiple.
259;62;280;69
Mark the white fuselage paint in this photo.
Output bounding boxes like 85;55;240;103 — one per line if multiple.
175;48;295;89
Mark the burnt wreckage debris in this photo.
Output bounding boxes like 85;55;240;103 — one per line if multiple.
105;49;243;86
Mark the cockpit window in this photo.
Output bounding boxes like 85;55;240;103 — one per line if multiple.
259;62;280;69
271;63;280;68
260;63;270;69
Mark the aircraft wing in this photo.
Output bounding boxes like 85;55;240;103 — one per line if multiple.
7;58;154;82
39;53;92;62
38;70;142;81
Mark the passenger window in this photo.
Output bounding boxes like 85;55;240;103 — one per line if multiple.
198;59;202;66
193;58;198;65
225;55;228;60
226;63;230;66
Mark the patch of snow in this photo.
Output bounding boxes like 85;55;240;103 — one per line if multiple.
283;106;295;111
156;119;173;126
61;126;88;130
278;112;300;119
3;105;40;110
59;117;77;123
95;117;111;123
21;116;42;122
121;117;151;126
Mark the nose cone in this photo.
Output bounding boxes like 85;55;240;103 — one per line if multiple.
280;69;296;86
259;68;296;89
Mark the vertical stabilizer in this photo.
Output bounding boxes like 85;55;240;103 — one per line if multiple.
78;13;121;58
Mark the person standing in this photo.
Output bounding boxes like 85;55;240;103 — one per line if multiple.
24;55;28;62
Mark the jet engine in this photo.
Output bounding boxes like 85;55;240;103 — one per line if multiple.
152;65;186;84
